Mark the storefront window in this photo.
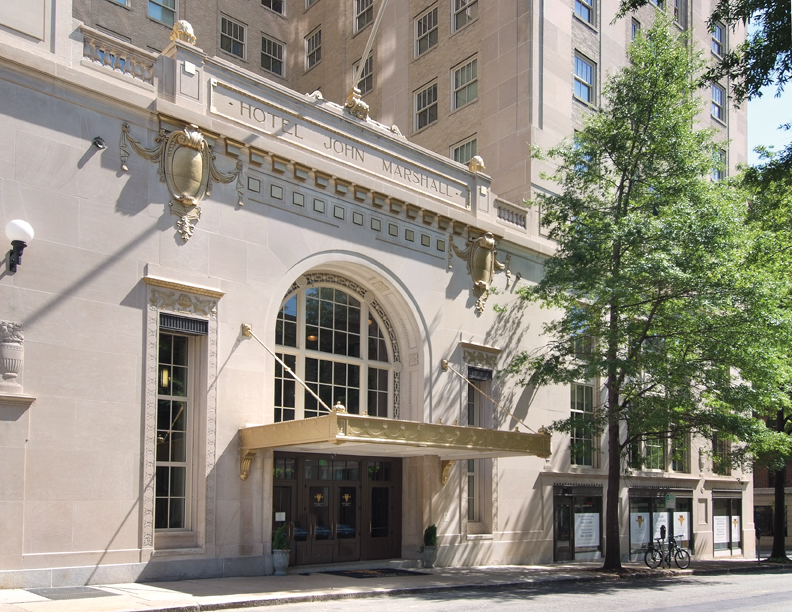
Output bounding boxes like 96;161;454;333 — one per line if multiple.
713;496;742;553
629;492;693;556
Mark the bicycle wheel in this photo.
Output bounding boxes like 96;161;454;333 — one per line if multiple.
674;548;691;569
645;548;662;569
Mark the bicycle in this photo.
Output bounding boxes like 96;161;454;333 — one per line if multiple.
644;535;691;569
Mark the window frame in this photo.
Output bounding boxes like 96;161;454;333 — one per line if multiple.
631;18;640;41
452;57;478;110
274;284;394;422
261;0;285;15
453;0;478;32
451;137;477;164
711;83;726;122
353;54;373;95
712;148;727;181
570;383;595;467
261;34;285;76
574;0;595;25
573;53;596;105
356;0;374;32
415;81;438;131
305;28;322;71
712;22;725;56
220;16;246;60
415;6;439;57
148;0;176;27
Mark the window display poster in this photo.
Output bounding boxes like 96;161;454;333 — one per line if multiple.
673;512;689;540
714;516;730;543
630;513;650;546
653;511;670;540
731;516;741;543
575;513;600;548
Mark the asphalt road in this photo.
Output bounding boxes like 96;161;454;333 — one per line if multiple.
247;571;792;612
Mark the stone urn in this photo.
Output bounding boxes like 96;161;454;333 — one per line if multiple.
0;322;24;394
272;549;290;576
422;545;438;568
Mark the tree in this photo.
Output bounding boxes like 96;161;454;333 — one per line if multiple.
509;16;785;570
741;152;792;561
619;0;792;172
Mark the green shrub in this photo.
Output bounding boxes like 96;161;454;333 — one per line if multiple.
423;524;437;547
273;525;290;550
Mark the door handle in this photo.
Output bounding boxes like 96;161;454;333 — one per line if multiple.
369;521;372;536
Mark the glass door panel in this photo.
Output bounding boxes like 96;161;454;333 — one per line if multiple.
306;485;334;563
335;484;360;562
554;499;573;561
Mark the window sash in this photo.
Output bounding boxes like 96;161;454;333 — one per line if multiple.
262;0;284;14
452;138;477;163
356;0;374;31
261;36;284;75
574;55;595;103
416;8;438;55
453;59;478;109
712;23;724;55
354;55;373;95
221;17;246;58
454;0;478;31
416;83;438;130
570;384;594;466
149;0;176;27
574;0;594;24
711;84;725;121
306;30;322;68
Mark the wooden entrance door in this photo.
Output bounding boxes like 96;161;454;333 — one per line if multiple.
554;497;574;561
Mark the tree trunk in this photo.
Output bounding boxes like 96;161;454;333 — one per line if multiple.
770;464;788;560
603;414;622;569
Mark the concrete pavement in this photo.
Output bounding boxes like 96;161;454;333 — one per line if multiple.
1;558;791;612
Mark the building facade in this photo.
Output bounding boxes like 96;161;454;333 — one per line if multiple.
0;0;751;589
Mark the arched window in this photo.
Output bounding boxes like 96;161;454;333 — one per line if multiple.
274;282;394;421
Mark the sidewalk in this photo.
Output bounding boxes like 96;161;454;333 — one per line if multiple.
1;558;791;612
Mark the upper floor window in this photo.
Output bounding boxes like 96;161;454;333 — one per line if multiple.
711;83;726;122
453;0;478;31
261;36;284;76
356;0;374;31
262;0;284;14
306;29;322;70
631;18;640;41
149;0;176;27
673;0;687;28
274;285;393;421
712;148;726;181
452;137;477;163
570;383;594;466
453;58;478;109
574;53;595;104
415;82;438;130
220;17;246;59
713;434;732;475
575;0;594;25
712;22;725;56
415;7;438;56
354;55;373;95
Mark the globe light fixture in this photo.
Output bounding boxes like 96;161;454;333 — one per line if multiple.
5;220;34;274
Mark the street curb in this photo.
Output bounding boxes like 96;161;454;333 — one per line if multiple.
111;563;792;612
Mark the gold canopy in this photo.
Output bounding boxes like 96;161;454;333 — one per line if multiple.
239;409;551;480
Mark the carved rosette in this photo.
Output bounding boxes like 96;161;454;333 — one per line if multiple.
120;122;244;241
449;232;511;314
0;321;24;394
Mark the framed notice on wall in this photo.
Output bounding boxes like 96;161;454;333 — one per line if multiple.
574;513;600;549
714;516;730;544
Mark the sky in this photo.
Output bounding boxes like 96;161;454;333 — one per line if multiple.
748;85;791;166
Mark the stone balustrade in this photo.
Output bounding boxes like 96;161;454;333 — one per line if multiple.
80;25;157;85
494;198;528;230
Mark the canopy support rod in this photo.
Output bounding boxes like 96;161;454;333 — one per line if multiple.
441;359;535;433
241;323;333;414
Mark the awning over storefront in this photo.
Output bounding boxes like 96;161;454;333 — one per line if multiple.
239;409;551;480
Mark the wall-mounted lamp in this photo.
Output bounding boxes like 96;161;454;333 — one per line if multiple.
5;220;34;274
92;137;106;150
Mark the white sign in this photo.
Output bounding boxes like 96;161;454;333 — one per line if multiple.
630;513;650;546
575;513;600;548
275;512;286;522
665;493;676;509
653;511;670;540
673;512;689;540
210;81;469;209
731;516;741;543
714;516;730;544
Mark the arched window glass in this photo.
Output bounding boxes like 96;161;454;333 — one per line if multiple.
274;283;393;421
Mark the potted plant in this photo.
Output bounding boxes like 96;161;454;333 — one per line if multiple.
421;524;438;568
271;525;290;576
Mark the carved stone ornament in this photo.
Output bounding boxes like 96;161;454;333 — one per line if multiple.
468;155;486;173
345;87;370;121
120;122;244;241
449;232;512;314
0;321;24;394
170;20;197;45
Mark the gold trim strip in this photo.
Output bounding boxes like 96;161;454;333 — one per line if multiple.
143;277;225;299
